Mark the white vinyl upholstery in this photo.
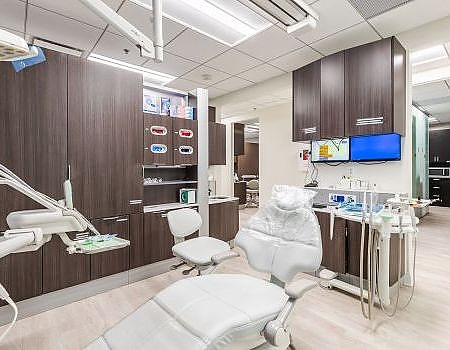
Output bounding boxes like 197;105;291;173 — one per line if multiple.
167;208;202;238
172;237;230;266
86;274;288;350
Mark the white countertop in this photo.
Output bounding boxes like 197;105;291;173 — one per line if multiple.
143;197;239;213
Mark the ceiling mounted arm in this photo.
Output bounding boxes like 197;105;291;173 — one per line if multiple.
78;0;163;62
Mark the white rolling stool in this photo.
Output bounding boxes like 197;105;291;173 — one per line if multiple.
167;208;232;275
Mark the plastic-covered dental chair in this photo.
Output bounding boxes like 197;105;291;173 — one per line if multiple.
86;185;322;350
167;208;231;275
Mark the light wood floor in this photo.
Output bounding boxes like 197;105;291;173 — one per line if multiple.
1;207;449;349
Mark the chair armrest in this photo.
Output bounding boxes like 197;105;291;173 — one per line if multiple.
285;279;317;299
211;250;239;265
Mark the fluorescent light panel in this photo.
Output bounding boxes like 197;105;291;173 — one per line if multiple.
412;65;450;86
88;53;176;85
33;38;83;57
132;0;272;46
411;45;448;67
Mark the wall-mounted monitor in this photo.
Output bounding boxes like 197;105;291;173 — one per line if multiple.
311;138;350;163
350;133;401;162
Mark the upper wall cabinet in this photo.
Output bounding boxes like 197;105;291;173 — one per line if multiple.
320;52;345;139
68;58;143;219
234;123;245;155
209;122;226;165
345;37;406;136
293;60;321;141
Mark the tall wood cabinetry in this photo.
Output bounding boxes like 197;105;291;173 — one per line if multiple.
292;37;406;141
0;50;68;301
209;122;226;165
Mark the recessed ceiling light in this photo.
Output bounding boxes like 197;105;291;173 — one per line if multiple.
411;45;448;67
412;65;450;85
88;53;176;85
132;0;272;46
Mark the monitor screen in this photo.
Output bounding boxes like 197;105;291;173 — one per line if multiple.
350;133;401;162
311;138;350;163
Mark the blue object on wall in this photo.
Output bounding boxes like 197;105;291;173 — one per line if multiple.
350;133;401;162
12;46;46;72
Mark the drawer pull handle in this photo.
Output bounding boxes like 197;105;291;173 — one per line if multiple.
303;127;316;134
116;218;128;222
129;199;143;205
102;216;120;221
356;117;383;126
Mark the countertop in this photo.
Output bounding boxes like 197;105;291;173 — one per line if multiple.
143;196;239;213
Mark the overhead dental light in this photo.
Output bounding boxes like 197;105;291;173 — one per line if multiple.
242;0;319;35
78;0;164;62
0;28;30;61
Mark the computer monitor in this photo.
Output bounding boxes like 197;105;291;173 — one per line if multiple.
311;138;350;163
350;133;401;162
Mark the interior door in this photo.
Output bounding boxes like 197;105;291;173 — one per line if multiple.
173;118;198;166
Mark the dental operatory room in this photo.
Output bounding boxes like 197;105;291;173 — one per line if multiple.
2;0;450;349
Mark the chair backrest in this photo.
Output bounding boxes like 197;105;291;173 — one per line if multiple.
167;208;202;238
247;179;259;190
235;185;322;283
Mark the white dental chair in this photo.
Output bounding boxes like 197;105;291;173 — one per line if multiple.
167;208;231;275
86;185;322;350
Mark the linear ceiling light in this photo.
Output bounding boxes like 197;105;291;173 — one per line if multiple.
133;0;272;46
33;38;84;57
88;54;176;85
243;0;319;34
411;45;448;67
412;65;450;86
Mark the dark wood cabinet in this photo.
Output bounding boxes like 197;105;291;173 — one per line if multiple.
68;57;143;219
233;123;245;155
430;178;450;206
130;213;145;269
144;114;174;166
209;122;226;165
293;60;321;141
143;212;174;264
316;212;346;274
173;118;198;166
43;233;91;293
234;182;247;205
209;200;239;242
208;106;216;122
90;216;130;279
345;37;406;136
346;220;369;279
320;52;345;138
429;129;450;165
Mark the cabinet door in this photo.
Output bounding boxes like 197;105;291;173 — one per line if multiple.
209;122;226;165
209;200;239;242
90;216;130;279
346;220;369;278
321;52;345;138
292;60;321;141
233;123;245;155
208;106;216;122
43;232;91;293
144;114;173;166
143;212;174;264
173;118;198;166
130;213;145;268
316;212;346;274
68;57;143;219
345;38;392;136
429;129;450;165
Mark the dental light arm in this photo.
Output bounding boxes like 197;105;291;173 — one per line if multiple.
78;0;163;62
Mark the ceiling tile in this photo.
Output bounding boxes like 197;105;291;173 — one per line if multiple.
110;1;186;45
181;65;231;85
0;0;25;33
235;25;305;62
165;29;228;64
165;77;205;92
207;87;230;99
310;22;380;56
92;31;147;65
369;0;450;37
347;0;413;19
29;0;121;28
294;0;364;44
424;101;450;114
27;5;103;52
212;77;254;92
412;81;450;102
269;46;322;72
205;49;262;75
238;63;285;83
143;52;199;76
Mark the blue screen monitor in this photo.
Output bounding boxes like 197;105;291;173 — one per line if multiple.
350;133;401;162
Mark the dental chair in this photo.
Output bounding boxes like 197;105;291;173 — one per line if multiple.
167;208;231;275
86;185;322;350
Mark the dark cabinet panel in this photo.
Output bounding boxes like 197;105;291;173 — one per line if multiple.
237;142;259;177
320;52;345;138
173;118;198;166
429;129;450;165
130;213;145;269
234;182;247;205
43;233;90;293
144;114;174;166
293;60;321;141
208;106;216;122
68;58;143;219
316;212;346;274
90;216;130;279
209;200;239;242
143;212;174;264
392;37;407;136
345;38;393;136
346;220;369;279
233;123;245;155
209;122;226;165
0;49;68;231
